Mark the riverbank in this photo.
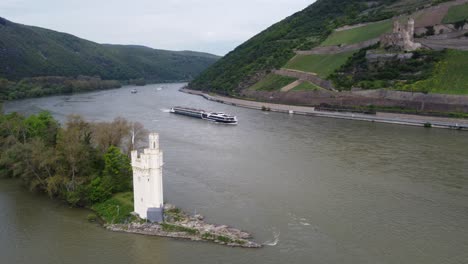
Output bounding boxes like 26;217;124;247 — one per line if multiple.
180;88;468;130
105;204;262;248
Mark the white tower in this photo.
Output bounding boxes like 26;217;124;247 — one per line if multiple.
131;133;164;222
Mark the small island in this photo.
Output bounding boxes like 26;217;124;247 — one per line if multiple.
107;204;261;248
111;133;261;248
0;111;261;248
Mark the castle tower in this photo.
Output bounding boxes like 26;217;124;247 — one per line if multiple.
131;133;164;222
407;18;415;41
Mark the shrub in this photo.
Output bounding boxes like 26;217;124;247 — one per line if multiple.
86;176;112;203
216;235;233;243
426;26;435;36
87;213;97;222
424;122;432;128
161;223;198;235
91;195;133;224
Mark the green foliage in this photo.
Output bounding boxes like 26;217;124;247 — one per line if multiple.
0;112;144;210
216;235;233;243
164;207;184;222
432;0;452;5
424;122;433;128
249;74;297;91
329;46;446;91
0;17;219;82
285;51;356;78
23;111;59;145
426;26;435;36
320;20;392;46
402;50;468;94
87;213;97;222
161;223;199;235
0;76;121;100
92;192;134;223
291;81;321;91
442;3;468;24
86;176;113;203
103;146;132;193
201;232;237;244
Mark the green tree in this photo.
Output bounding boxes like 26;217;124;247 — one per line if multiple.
56;115;94;192
24;111;59;145
103;146;132;193
86;176;112;203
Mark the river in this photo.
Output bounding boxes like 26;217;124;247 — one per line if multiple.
2;83;468;264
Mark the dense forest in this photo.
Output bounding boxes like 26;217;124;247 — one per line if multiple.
0;109;147;221
0;17;219;84
0;76;122;100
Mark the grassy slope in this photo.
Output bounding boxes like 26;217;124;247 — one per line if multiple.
403;50;468;94
442;3;468;23
320;20;393;46
92;192;134;223
291;81;322;91
0;17;219;81
284;51;356;78
249;74;297;91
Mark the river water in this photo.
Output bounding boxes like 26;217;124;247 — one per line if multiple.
2;83;468;264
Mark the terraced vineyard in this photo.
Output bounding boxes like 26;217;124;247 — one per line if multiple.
442;2;468;23
249;74;297;91
291;81;322;91
284;51;356;78
320;20;393;46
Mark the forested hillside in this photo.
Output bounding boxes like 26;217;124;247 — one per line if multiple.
189;0;406;94
0;17;219;82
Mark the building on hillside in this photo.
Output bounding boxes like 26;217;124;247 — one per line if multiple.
380;18;422;51
131;133;164;223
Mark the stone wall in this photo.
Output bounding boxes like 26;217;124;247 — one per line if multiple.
273;69;335;91
242;88;468;113
296;38;379;55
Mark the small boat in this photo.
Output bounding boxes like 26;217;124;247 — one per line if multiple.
170;106;237;124
131;89;138;94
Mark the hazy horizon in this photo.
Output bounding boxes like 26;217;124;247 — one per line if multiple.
0;0;315;56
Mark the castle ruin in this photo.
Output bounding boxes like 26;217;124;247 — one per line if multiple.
380;18;422;51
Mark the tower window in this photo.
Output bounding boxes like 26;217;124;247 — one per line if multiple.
153;142;156;149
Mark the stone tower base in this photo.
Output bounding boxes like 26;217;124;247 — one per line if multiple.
147;207;164;223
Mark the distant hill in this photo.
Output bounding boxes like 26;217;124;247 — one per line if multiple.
189;0;468;116
190;0;468;95
0;17;220;82
189;0;406;94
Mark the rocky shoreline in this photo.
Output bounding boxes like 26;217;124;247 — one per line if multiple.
106;205;262;248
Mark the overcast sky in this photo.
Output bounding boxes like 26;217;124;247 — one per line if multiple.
1;0;314;56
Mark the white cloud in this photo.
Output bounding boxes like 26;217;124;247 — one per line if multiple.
0;0;314;55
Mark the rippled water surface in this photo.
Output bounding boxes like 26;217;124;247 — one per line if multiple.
2;83;468;264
